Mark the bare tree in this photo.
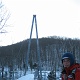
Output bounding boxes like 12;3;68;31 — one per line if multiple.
0;1;10;33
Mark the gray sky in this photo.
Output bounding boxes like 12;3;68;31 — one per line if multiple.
0;0;80;46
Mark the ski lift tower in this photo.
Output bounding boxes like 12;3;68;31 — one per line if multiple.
26;15;42;80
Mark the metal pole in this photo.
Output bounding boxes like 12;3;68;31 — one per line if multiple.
34;15;42;80
26;15;34;68
26;15;42;80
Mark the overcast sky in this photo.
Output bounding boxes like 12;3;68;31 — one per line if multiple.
0;0;80;46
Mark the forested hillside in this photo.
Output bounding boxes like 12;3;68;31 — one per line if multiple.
0;36;80;78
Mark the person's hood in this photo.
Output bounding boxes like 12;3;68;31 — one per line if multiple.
64;63;80;75
69;63;80;70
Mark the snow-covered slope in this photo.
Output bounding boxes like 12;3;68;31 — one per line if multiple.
17;74;34;80
17;70;61;80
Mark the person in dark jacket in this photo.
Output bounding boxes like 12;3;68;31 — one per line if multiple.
61;52;80;80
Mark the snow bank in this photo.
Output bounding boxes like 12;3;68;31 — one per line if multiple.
17;74;34;80
17;71;61;80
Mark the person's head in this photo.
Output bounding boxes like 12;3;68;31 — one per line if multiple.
62;52;75;68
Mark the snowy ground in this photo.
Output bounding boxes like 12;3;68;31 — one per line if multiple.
17;70;61;80
17;71;49;80
17;74;34;80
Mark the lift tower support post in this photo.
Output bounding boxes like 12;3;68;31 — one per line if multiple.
26;15;42;80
